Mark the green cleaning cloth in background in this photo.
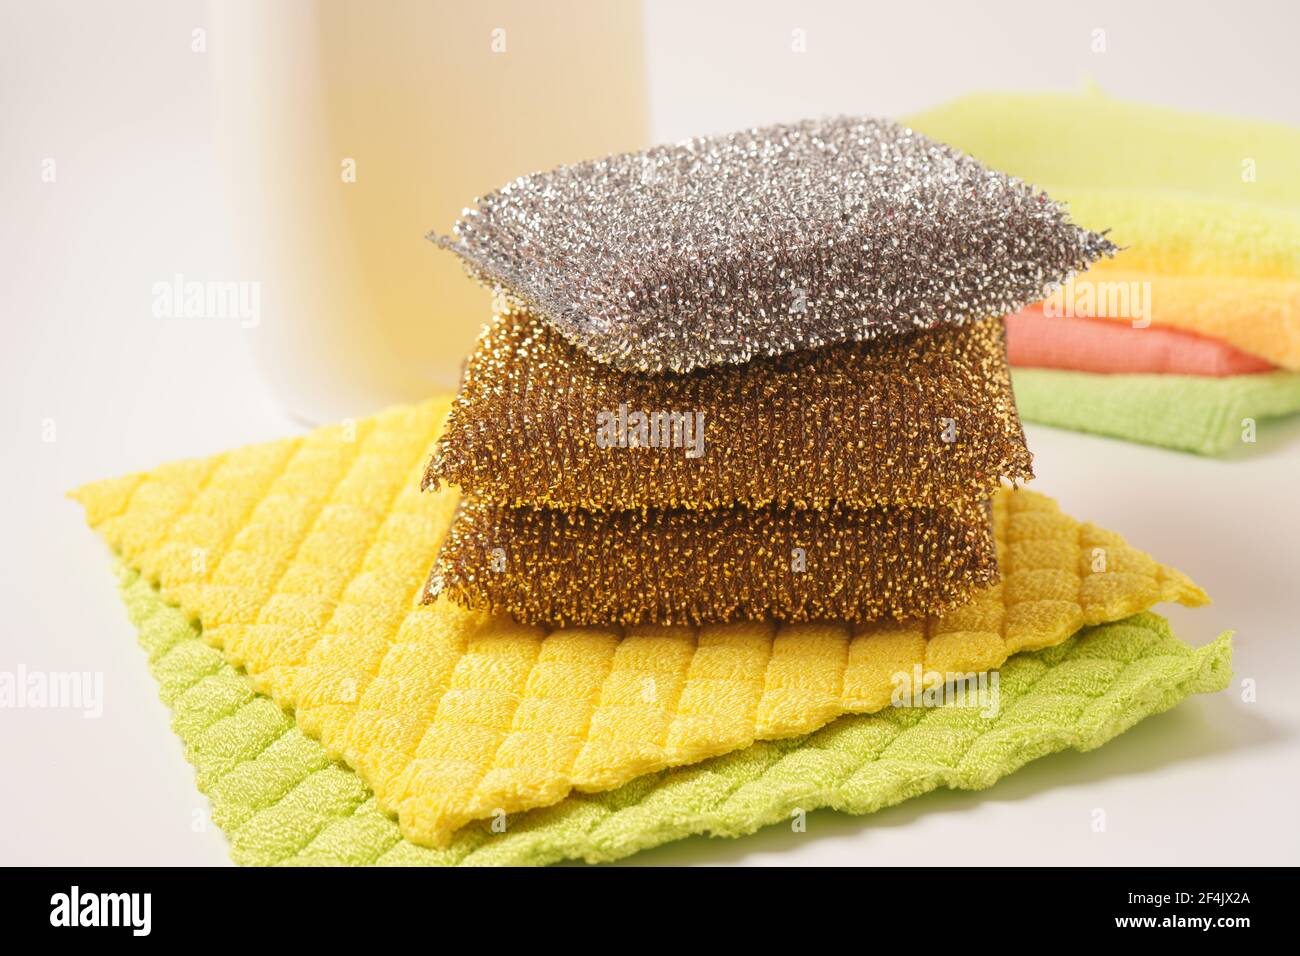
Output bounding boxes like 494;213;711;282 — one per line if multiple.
904;85;1300;275
1013;368;1300;456
115;563;1232;866
906;88;1300;376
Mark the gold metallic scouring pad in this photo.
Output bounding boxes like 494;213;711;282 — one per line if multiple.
430;115;1115;374
425;497;997;627
425;305;1032;511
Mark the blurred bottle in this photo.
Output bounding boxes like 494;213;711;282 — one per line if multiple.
211;0;647;423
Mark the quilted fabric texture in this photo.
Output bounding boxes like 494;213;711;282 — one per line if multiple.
1013;367;1300;455
427;306;1032;511
428;496;999;626
72;396;1207;846
116;566;1231;866
908;88;1300;369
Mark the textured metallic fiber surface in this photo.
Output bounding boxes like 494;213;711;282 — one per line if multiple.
426;306;1032;511
431;116;1115;373
426;497;997;627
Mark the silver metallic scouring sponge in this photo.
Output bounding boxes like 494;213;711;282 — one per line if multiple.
430;115;1115;374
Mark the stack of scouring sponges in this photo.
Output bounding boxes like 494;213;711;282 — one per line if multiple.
909;87;1300;455
424;116;1113;626
73;114;1235;865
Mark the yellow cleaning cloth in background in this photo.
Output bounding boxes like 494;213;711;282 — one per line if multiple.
1049;270;1298;372
907;88;1300;368
73;397;1206;846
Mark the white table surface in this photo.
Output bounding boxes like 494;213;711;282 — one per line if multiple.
3;0;1298;867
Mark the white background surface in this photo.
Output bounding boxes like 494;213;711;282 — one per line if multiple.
2;0;1297;865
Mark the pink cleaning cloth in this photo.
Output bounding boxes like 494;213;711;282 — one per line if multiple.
1007;306;1276;376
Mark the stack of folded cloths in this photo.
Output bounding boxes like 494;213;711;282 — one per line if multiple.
72;116;1235;866
909;87;1300;456
424;116;1108;626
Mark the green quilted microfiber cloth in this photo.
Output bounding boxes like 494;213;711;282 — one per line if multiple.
1013;367;1300;456
116;563;1231;866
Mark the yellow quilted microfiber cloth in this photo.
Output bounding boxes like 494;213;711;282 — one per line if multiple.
72;397;1206;846
907;88;1300;369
